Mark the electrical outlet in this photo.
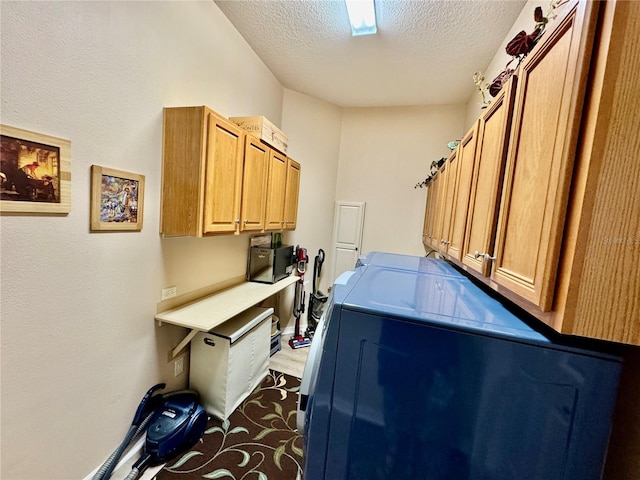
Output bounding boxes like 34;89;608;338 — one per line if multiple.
161;286;177;301
174;355;184;377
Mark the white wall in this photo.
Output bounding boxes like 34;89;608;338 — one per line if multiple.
281;89;342;303
464;0;573;129
336;106;465;257
0;2;286;478
464;0;533;127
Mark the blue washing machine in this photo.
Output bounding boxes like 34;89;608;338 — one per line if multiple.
298;254;622;480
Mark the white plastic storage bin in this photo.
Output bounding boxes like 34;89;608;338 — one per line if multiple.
189;306;273;420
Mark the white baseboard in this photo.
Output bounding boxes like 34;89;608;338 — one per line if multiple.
281;322;307;337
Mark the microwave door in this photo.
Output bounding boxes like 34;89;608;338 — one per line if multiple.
252;249;274;283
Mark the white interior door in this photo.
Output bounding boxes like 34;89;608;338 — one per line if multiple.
330;201;365;284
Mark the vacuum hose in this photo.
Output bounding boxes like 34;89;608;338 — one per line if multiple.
91;412;154;480
122;452;153;480
92;383;165;480
123;467;141;480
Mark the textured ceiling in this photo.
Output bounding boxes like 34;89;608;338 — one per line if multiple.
214;0;527;107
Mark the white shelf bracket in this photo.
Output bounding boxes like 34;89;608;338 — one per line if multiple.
171;329;199;359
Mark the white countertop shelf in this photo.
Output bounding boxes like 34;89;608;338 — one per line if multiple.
156;276;298;358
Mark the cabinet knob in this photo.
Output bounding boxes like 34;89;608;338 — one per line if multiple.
244;220;248;224
235;219;240;224
474;251;496;263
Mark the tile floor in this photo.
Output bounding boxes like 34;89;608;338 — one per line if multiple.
269;331;311;378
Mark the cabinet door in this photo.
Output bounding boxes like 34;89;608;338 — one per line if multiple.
462;80;517;275
283;157;300;230
240;136;269;232
203;112;245;234
422;181;436;247
428;169;446;250
447;122;479;261
264;149;287;231
440;151;459;253
491;0;599;310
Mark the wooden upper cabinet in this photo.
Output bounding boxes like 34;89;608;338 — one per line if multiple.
203;112;245;234
447;121;479;261
462;78;517;276
283;157;301;230
552;0;640;345
424;172;439;249
240;135;269;232
439;150;459;252
419;1;639;345
161;107;301;238
161;106;244;237
264;149;288;231
422;178;437;246
490;0;599;311
429;165;448;250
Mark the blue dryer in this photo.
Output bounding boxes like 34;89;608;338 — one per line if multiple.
298;254;622;480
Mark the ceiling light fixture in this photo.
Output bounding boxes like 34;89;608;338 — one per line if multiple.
345;0;377;36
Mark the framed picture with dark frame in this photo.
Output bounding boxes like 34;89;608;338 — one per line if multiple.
90;165;145;231
0;124;72;214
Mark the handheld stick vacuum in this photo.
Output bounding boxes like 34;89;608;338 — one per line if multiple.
305;249;327;339
289;246;311;349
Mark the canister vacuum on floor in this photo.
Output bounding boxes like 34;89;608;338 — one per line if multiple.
92;384;208;480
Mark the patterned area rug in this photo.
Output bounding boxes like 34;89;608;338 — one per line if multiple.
156;370;303;480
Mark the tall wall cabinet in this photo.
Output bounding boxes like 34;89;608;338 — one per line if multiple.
422;0;640;346
161;106;300;237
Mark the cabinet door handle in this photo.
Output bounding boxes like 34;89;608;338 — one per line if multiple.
235;219;240;224
474;251;496;263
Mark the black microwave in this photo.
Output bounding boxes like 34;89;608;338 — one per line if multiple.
247;245;294;284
